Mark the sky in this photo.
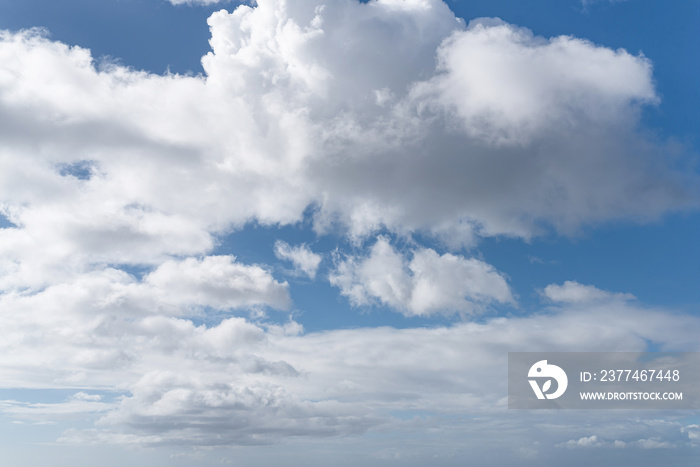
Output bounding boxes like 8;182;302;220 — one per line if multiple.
0;0;698;465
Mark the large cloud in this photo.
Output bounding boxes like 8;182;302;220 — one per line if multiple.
1;0;696;291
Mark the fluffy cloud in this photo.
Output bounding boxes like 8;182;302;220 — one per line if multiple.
681;424;700;443
413;17;656;145
1;0;696;291
330;237;514;316
274;241;322;279
138;255;291;311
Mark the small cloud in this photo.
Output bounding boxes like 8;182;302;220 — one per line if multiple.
274;241;322;279
527;255;557;265
167;0;228;6
541;281;635;304
71;392;103;402
560;434;604;449
517;445;539;459
681;425;700;443
581;0;629;6
635;438;672;449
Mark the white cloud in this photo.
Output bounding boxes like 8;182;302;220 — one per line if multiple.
413;17;656;145
581;0;629;6
635;438;672;449
681;424;700;443
0;397;112;420
0;0;695;294
168;0;229;5
330;237;514;316
560;435;604;448
0;1;697;458
0;295;697;446
542;281;636;304
558;435;635;450
139;255;291;311
0;250;696;446
71;392;103;402
274;241;322;279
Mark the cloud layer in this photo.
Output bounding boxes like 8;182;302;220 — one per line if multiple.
1;286;698;446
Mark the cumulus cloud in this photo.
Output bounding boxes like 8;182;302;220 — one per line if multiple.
330;237;514;316
138;255;291;311
0;0;695;291
542;281;636;304
274;241;322;279
413;17;656;145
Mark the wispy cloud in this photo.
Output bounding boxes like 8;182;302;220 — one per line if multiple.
274;241;322;279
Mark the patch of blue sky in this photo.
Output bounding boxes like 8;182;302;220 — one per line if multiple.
476;212;700;314
214;220;516;331
57;160;95;180
0;0;225;75
105;263;153;281
0;430;172;467
210;204;699;332
213;223;441;331
0;388;120;404
0;212;16;228
0;389;119;444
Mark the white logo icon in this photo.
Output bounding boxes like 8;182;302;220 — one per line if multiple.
528;360;568;400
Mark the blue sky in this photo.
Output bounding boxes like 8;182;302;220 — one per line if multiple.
0;0;698;465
